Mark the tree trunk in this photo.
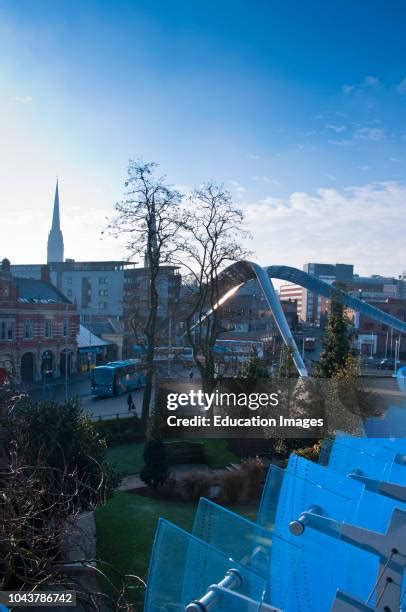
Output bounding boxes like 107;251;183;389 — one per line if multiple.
141;267;159;427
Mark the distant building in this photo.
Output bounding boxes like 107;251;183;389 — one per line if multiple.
280;263;354;324
346;297;406;358
11;260;182;359
279;282;304;319
302;263;354;323
47;180;64;263
218;278;298;356
0;258;79;383
349;275;405;301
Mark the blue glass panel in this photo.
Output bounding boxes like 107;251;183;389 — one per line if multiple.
193;498;299;608
327;436;405;485
144;519;267;611
258;461;390;610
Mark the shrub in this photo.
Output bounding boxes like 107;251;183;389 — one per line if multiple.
165;440;205;465
294;442;322;463
240;456;266;500
219;470;245;505
159;471;215;502
158;474;179;500
178;471;213;502
140;439;168;489
12;399;118;507
94;416;143;446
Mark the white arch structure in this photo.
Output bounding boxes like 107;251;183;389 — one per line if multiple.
211;261;406;378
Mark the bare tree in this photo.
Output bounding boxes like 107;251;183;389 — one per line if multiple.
176;183;250;389
108;161;182;423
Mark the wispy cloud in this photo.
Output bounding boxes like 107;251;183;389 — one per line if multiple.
328;139;354;147
343;75;380;94
229;180;246;193
251;176;281;186
354;127;385;141
11;95;33;104
325;124;347;133
397;78;406;94
243;181;405;276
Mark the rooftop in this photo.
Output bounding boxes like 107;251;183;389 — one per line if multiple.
13;277;71;304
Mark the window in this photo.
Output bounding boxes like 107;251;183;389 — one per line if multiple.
0;320;14;341
98;288;108;297
98;301;108;310
67;277;72;285
44;319;53;338
63;318;70;337
24;319;34;339
67;289;72;297
98;277;108;284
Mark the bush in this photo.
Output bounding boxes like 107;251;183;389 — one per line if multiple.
240;456;266;500
158;474;179;500
294;442;322;463
94;416;143;446
165;440;205;465
219;471;245;505
12;399;119;508
177;471;213;502
159;471;215;502
140;439;168;489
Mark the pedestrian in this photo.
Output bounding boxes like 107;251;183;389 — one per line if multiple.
127;393;134;412
189;369;194;382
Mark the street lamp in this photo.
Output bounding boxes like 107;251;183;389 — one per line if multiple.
64;303;69;403
394;337;400;377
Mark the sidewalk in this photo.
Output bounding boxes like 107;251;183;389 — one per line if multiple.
24;370;90;393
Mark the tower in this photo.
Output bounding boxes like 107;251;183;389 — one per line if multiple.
47;179;64;263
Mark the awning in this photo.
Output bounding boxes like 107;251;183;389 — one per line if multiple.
77;324;111;350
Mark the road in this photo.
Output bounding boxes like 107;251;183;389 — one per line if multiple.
27;374;145;420
27;363;196;420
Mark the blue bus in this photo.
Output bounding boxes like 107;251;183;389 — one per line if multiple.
91;359;146;397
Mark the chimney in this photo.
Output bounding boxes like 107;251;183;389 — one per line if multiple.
41;265;50;283
1;258;11;275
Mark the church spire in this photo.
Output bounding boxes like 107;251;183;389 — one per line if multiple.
47;179;64;263
51;178;61;230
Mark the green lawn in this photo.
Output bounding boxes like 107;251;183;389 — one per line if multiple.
105;443;145;475
95;492;196;606
95;491;257;607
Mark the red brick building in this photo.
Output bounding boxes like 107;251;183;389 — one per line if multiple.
0;258;79;384
346;297;406;358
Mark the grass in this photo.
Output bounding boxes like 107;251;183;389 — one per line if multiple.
105;443;144;475
95;492;196;607
105;438;238;475
95;491;257;607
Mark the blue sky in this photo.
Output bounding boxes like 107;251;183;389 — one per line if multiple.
0;0;405;275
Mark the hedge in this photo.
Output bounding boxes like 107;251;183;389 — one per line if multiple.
94;416;144;446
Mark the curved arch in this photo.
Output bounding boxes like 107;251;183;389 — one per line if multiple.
21;352;36;383
214;261;406;377
265;265;406;334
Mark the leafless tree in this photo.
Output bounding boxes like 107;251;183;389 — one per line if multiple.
175;183;250;389
108;161;182;424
